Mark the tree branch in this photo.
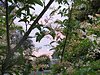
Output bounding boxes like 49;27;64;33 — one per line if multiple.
1;0;54;74
6;0;11;53
61;4;73;62
13;0;54;52
9;17;16;27
0;0;5;7
6;60;20;70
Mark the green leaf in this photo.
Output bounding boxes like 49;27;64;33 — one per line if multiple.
30;16;36;21
16;0;24;2
81;1;90;10
16;8;25;17
18;47;23;55
56;36;60;40
8;4;16;14
37;25;42;31
0;7;2;10
64;0;69;5
0;46;7;49
50;30;56;39
8;14;15;20
45;26;52;31
20;29;25;35
18;19;26;22
58;6;61;9
94;40;98;45
13;71;19;75
29;54;36;57
58;0;62;4
14;0;17;3
53;64;58;67
36;32;40;42
26;0;43;6
98;17;100;20
26;5;30;15
36;30;46;42
50;41;55;44
0;36;2;39
29;6;35;10
8;0;13;3
18;16;29;23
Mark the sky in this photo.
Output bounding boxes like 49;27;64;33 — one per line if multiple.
14;0;71;58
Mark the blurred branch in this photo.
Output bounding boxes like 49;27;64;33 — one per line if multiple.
6;0;11;53
2;0;54;74
61;4;73;62
6;60;19;70
0;0;5;6
1;0;11;74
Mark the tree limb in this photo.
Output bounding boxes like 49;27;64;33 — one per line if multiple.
61;4;73;62
1;0;54;74
6;0;11;53
13;0;54;52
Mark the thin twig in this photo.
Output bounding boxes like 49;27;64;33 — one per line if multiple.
61;4;73;62
9;17;16;27
44;15;52;25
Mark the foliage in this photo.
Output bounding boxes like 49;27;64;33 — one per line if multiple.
0;0;100;75
10;28;34;51
35;55;51;71
0;13;35;74
50;0;100;75
0;0;55;75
